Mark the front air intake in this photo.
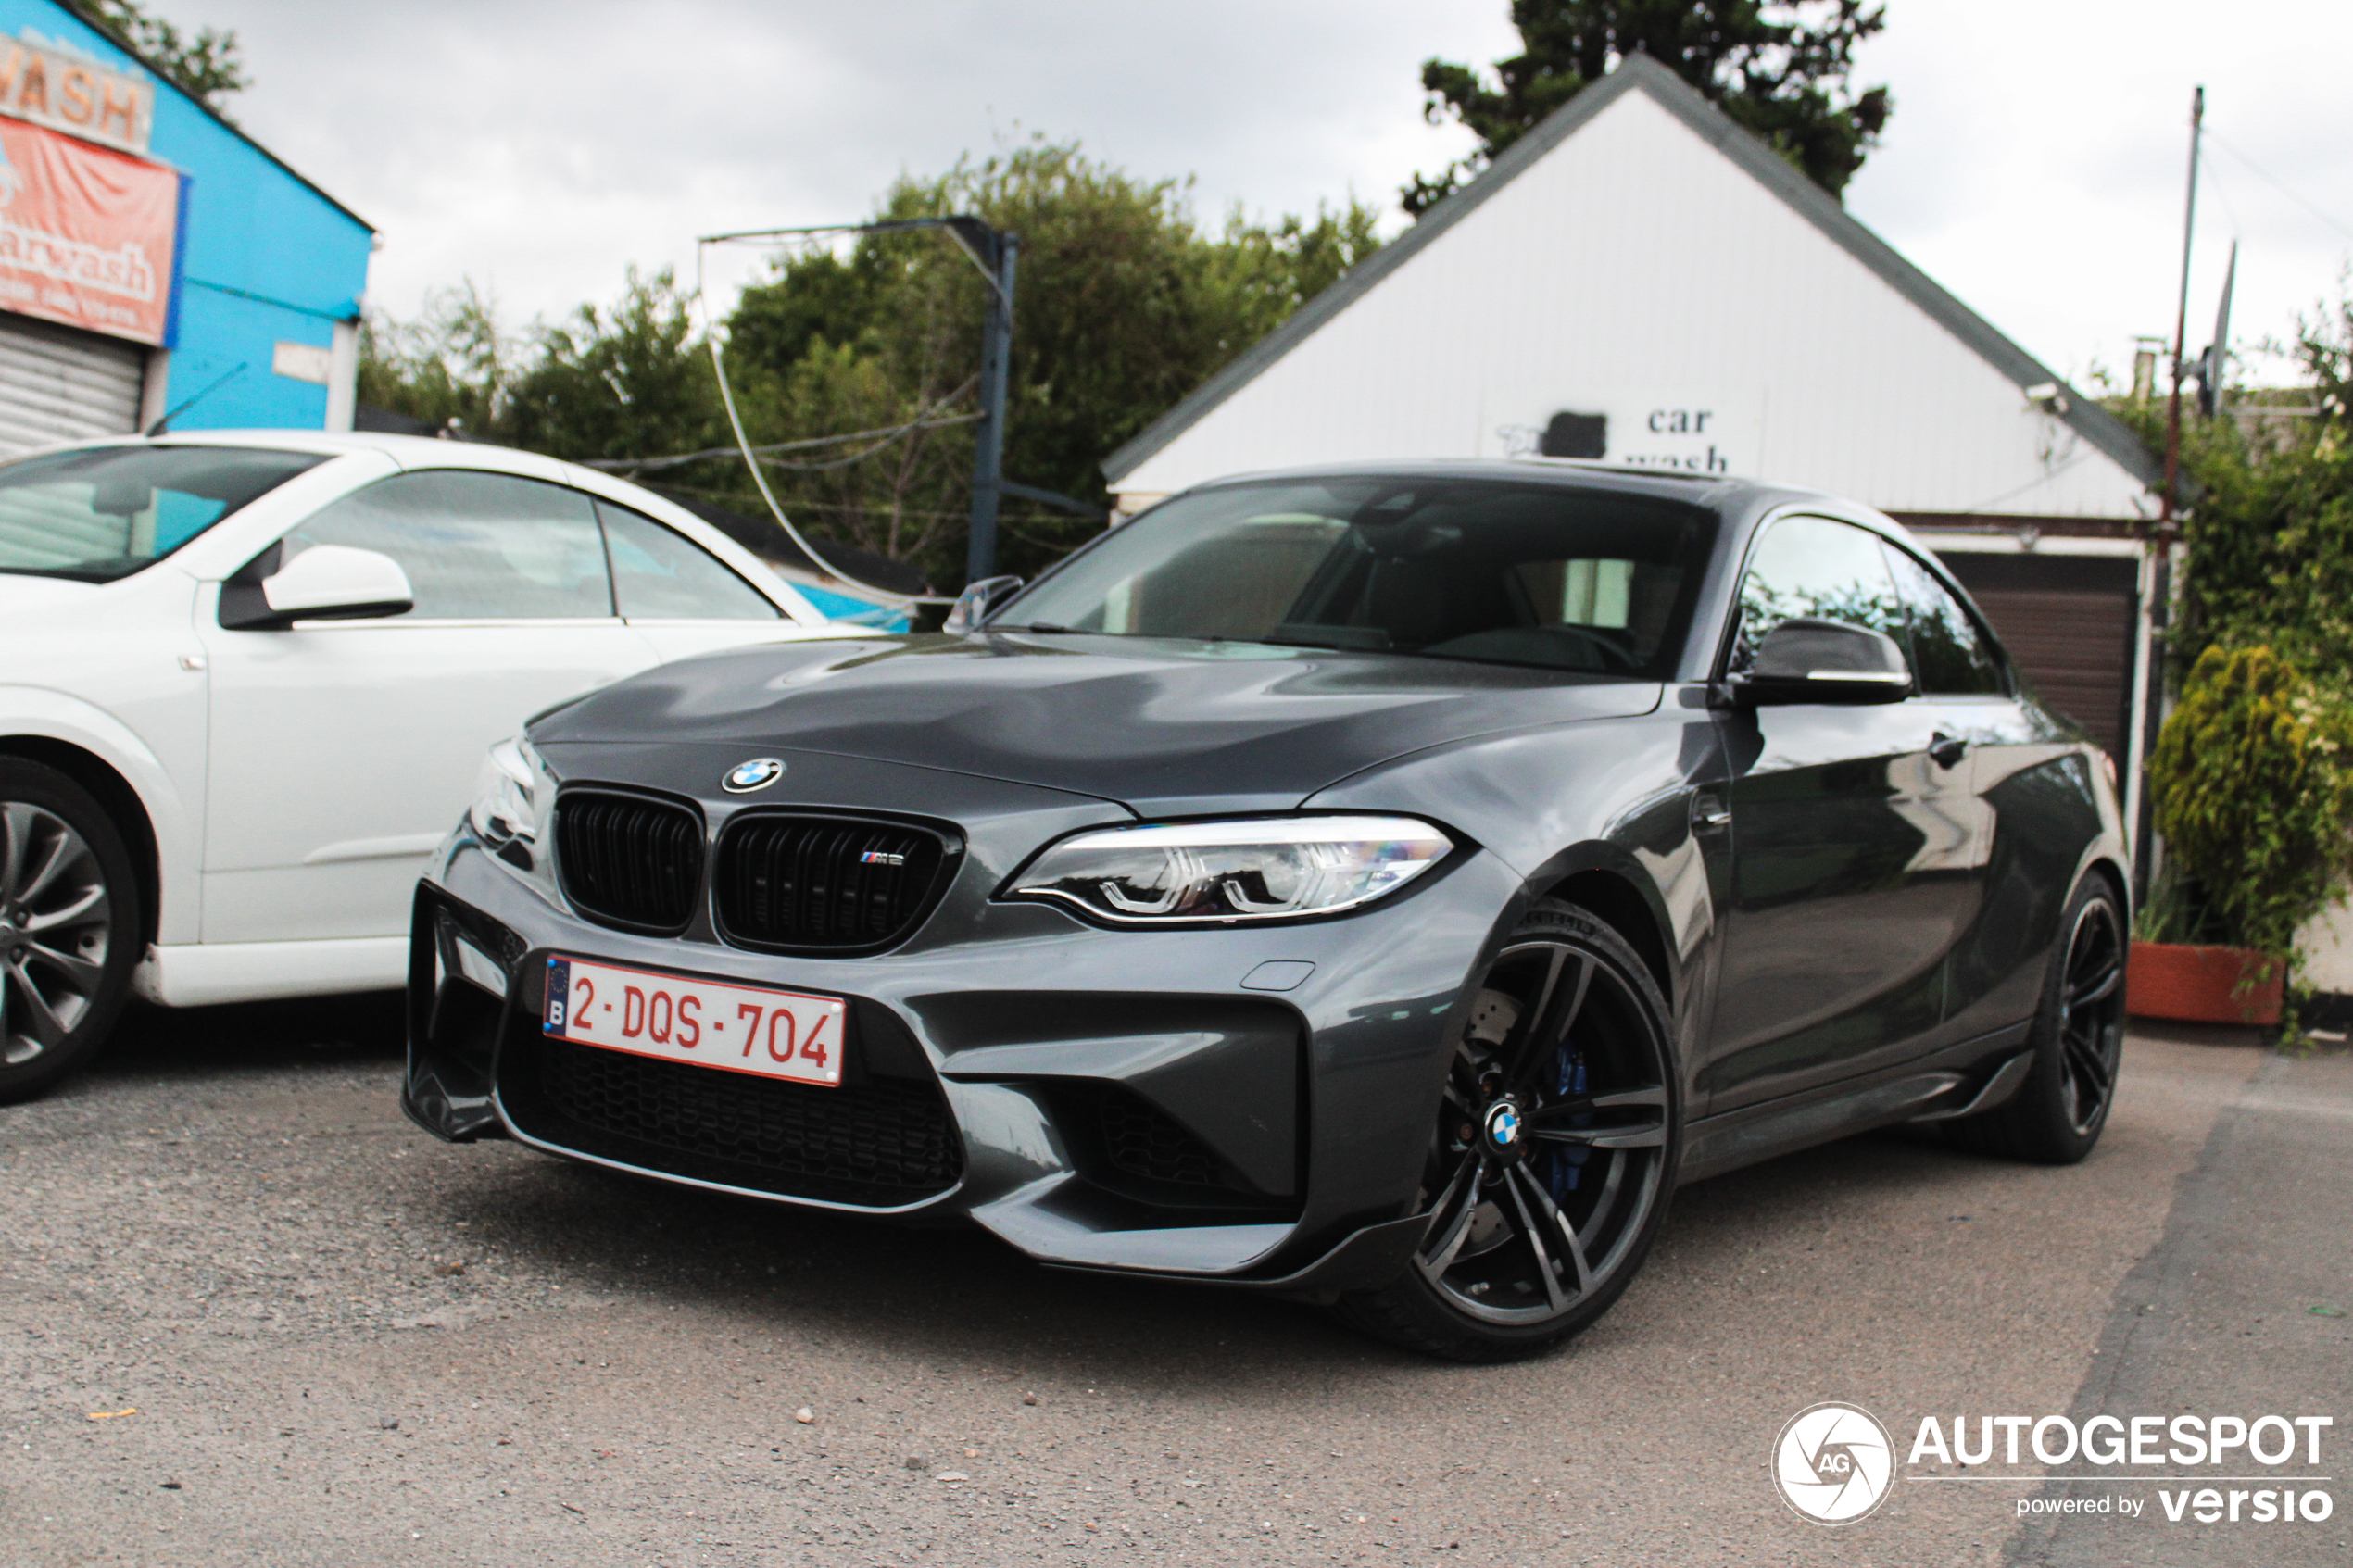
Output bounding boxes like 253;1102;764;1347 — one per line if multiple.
553;789;705;935
714;814;956;953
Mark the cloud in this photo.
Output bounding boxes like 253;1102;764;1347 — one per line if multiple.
205;0;1511;328
205;0;2350;383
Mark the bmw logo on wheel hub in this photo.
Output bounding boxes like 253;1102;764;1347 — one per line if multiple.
1481;1099;1523;1160
723;758;786;794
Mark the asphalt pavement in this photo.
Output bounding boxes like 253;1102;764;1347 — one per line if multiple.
1;998;2344;1567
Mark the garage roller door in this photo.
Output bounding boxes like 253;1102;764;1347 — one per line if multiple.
1937;552;2138;759
0;311;145;455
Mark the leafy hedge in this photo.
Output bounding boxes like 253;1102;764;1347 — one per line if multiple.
2150;646;2353;956
2145;292;2353;961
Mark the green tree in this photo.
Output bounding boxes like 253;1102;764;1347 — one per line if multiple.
2138;288;2353;973
82;0;249;111
2164;292;2353;674
359;139;1384;590
721;138;1382;586
499;268;723;466
1405;0;1892;215
356;280;517;437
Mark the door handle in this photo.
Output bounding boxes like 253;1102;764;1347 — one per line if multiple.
1929;733;1969;769
1690;791;1732;832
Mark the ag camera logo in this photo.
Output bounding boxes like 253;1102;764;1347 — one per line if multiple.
1775;1402;1895;1524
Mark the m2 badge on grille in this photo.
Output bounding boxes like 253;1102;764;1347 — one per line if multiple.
544;955;845;1087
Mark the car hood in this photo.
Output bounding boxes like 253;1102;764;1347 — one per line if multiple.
533;632;1663;813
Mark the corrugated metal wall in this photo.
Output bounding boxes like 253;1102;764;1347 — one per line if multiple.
0;313;145;455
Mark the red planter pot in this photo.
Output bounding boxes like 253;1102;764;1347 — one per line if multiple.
2125;941;2284;1026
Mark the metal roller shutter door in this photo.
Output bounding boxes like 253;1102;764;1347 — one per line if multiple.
0;312;145;455
1936;553;2139;759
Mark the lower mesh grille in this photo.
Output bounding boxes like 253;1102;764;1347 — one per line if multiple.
1101;1092;1227;1189
525;1037;962;1205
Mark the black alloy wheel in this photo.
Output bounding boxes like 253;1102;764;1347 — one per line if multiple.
0;760;141;1103
1944;877;2126;1164
1340;900;1680;1361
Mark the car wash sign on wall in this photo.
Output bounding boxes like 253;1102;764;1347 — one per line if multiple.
1482;386;1764;478
0;33;175;345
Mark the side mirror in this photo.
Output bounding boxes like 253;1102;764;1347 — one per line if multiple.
220;545;415;630
942;573;1025;633
1730;617;1912;706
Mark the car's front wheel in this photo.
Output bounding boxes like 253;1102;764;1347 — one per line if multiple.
1340;899;1681;1361
0;759;141;1103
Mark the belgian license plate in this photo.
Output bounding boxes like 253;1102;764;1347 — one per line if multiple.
543;955;845;1087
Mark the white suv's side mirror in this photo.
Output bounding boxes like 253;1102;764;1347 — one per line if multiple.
221;546;415;629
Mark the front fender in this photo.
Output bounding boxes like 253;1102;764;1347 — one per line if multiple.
0;684;200;945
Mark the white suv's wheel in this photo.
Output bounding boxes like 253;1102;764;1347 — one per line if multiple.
0;759;141;1102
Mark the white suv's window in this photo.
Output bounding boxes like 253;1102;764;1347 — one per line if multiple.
0;445;322;581
282;470;612;619
596;500;779;621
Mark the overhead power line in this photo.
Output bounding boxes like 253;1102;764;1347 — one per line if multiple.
2204;132;2353;244
582;404;981;476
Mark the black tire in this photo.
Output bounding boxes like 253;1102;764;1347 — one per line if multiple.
1942;875;2126;1164
0;759;142;1103
1338;899;1682;1361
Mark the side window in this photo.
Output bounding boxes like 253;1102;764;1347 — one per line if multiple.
596;501;780;621
281;470;611;619
1882;545;2005;696
1727;515;1907;675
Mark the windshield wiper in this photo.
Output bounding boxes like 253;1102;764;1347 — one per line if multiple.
990;622;1084;633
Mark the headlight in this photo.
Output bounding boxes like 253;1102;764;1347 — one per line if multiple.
469;736;546;851
1005;815;1453;925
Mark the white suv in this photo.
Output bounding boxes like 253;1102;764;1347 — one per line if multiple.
0;430;846;1098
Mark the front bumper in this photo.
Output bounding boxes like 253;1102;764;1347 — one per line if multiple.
403;769;1526;1294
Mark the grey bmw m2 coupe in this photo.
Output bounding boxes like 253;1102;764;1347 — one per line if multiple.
404;461;2130;1361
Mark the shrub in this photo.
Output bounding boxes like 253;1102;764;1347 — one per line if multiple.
2149;645;2353;958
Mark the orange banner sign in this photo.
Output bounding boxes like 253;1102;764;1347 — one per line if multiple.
0;116;177;345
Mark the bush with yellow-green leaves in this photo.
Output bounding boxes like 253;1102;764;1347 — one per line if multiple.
2149;645;2353;960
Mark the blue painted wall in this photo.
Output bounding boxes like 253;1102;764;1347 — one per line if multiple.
0;0;372;429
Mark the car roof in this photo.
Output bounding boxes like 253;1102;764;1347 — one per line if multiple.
1183;457;1908;544
1191;458;1773;509
51;428;568;468
27;430;834;625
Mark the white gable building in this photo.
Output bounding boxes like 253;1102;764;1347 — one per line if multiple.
1106;53;2157;522
1104;53;2163;836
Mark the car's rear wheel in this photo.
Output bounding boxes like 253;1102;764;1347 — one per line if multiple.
1942;876;2126;1164
1339;899;1680;1361
0;760;141;1103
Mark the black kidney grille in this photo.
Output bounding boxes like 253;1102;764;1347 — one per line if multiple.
555;791;705;933
717;816;950;950
534;1037;962;1205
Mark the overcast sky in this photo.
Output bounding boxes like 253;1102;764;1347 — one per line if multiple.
204;0;2351;391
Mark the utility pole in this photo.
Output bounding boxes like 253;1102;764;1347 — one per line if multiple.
2160;86;2203;527
964;228;1020;585
2138;85;2203;904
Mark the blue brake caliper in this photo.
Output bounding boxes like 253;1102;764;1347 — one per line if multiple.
1549;1049;1592;1200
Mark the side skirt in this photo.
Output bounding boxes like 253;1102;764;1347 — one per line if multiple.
1677;1022;2032;1185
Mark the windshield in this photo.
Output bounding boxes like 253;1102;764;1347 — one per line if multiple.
998;477;1719;677
0;445;326;582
